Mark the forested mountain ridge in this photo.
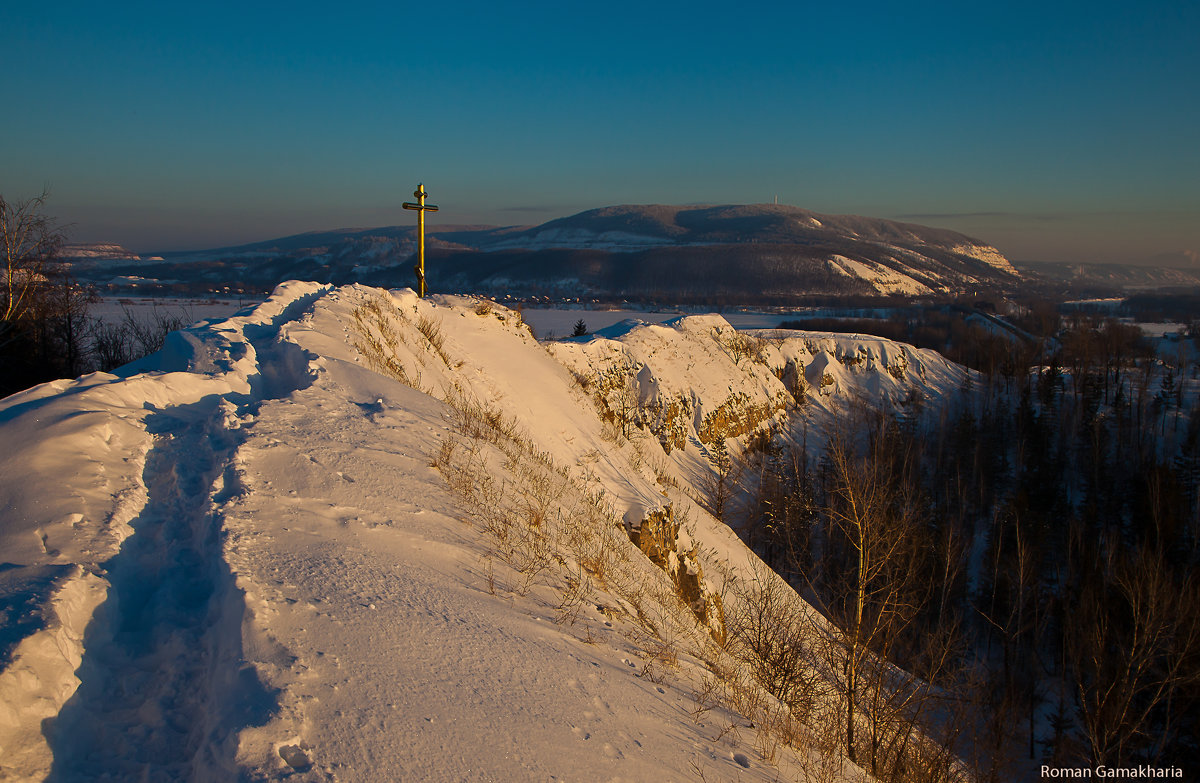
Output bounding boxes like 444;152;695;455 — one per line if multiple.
66;204;1022;299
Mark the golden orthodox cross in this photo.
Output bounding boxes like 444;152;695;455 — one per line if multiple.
402;183;439;297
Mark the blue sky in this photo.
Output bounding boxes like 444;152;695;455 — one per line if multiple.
3;1;1197;264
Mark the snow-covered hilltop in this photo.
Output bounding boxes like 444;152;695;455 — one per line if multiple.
0;283;967;781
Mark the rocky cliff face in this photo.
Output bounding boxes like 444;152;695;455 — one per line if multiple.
548;312;966;458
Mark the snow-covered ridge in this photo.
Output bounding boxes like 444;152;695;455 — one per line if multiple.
0;283;968;780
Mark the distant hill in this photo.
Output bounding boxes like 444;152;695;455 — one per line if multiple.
420;204;1020;299
1016;260;1200;292
61;243;142;261
69;204;1023;300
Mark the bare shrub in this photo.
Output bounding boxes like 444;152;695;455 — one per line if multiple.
350;297;422;389
570;368;592;390
415;312;452;366
637;636;680;683
127;305;189;355
88;305;191;370
689;674;721;723
647;454;679;489
724;331;767;365
726;566;822;722
553;566;592;625
90;320;135;369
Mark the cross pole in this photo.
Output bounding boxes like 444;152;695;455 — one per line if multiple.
402;183;439;297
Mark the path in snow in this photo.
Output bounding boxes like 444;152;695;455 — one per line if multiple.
46;400;273;781
42;284;331;781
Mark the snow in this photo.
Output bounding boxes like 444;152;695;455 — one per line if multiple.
90;296;257;330
0;282;961;781
825;254;935;296
949;243;1018;276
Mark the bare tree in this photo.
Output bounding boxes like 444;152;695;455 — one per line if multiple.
0;191;96;394
819;411;927;770
701;437;738;521
1067;543;1200;766
804;404;969;780
2;190;66;340
39;270;95;377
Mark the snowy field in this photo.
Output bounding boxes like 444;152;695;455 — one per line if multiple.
91;296;259;328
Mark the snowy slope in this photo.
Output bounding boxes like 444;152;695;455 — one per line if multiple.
0;283;966;781
826;255;935;296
